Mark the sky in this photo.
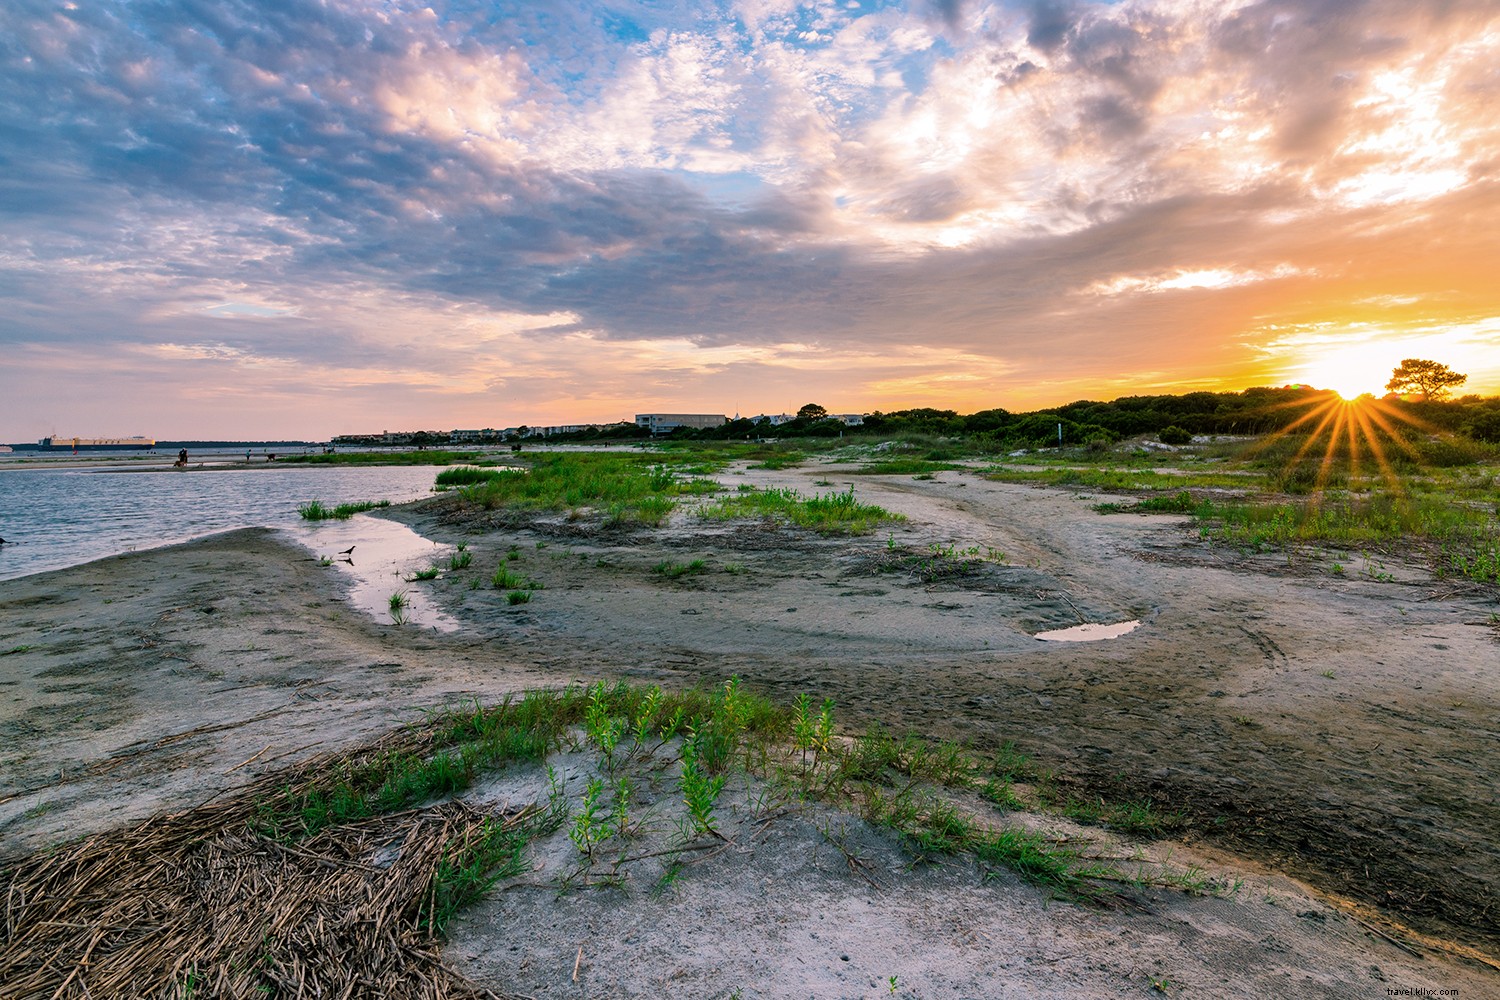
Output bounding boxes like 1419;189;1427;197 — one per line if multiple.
3;0;1499;441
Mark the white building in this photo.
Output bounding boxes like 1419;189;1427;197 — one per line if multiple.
634;413;727;433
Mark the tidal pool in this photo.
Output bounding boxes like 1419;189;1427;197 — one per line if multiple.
1035;620;1141;642
284;515;460;632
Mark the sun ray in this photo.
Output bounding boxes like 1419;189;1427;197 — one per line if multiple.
1237;392;1344;465
1350;403;1403;494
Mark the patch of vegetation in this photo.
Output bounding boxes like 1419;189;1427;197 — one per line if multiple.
1093;490;1204;515
450;453;720;527
866;540;1006;582
852;458;966;476
985;467;1252;492
434;465;511;487
698;486;902;535
653;559;708;580
297;499;392;520
491;565;539;591
1158;426;1193;445
1191;492;1500;582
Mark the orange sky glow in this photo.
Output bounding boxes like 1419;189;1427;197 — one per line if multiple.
2;1;1498;439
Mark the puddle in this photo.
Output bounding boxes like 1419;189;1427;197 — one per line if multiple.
1035;620;1141;642
284;516;460;632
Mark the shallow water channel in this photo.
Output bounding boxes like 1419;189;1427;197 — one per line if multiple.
283;515;460;632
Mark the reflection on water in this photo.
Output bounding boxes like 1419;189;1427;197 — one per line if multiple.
1035;620;1141;642
283;516;460;633
0;465;440;581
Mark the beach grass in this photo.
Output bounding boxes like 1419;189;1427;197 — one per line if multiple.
697;486;902;535
297;499;392;520
451;453;721;526
984;466;1257;491
434;465;509;487
852;458;967;476
1020;432;1500;583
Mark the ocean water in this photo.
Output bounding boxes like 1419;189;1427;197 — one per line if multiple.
0;464;444;582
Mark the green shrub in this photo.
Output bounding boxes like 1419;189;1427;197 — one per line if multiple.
1158;426;1192;446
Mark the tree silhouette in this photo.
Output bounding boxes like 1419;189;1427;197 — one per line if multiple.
796;402;828;420
1385;359;1468;401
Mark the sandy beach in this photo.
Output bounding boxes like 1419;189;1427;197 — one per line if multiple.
2;458;1497;997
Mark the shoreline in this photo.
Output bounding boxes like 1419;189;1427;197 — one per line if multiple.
3;468;1498;995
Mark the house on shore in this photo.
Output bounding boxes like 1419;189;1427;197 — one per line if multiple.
634;413;727;434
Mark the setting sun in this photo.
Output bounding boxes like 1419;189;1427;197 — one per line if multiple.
1294;348;1394;400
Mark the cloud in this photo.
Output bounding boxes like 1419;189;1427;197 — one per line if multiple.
2;0;1499;438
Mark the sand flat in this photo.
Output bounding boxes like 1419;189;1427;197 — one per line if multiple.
2;462;1497;997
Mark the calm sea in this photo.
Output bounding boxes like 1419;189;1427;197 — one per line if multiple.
0;464;443;582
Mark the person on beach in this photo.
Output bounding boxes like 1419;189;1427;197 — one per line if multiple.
175;448;188;468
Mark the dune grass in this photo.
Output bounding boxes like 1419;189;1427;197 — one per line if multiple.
852;458;966;476
448;453;720;526
434;465;511;487
697;486;901;535
984;466;1256;491
297;499;392;520
1192;492;1500;582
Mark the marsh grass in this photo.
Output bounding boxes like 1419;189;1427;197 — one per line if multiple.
653;559;708;580
451;453;719;526
866;540;1004;582
1093;490;1203;515
1193;492;1500;582
698;486;901;535
491;565;538;591
853;458;966;476
298;499;392;520
985;467;1253;492
434;466;510;487
990;431;1499;584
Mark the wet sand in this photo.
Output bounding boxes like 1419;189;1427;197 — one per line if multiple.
2;459;1497;996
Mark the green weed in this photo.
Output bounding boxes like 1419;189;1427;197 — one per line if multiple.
698;486;901;535
653;559;708;580
450;453;717;526
297;499;392;520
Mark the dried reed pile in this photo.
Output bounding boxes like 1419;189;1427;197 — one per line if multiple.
1;737;527;999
